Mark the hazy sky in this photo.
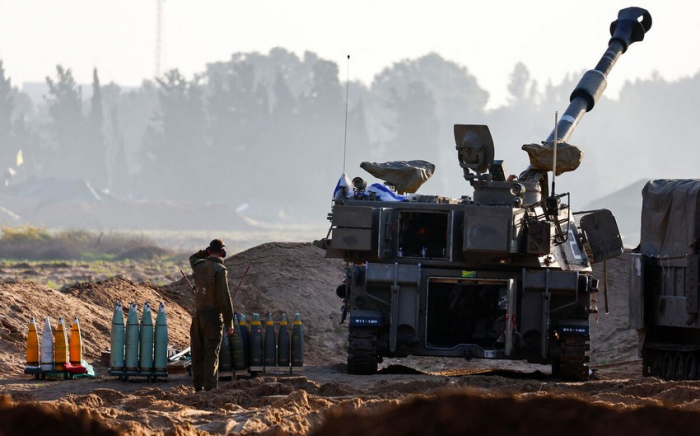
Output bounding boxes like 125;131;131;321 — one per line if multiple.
0;0;698;108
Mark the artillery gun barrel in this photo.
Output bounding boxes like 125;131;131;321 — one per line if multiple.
547;7;651;143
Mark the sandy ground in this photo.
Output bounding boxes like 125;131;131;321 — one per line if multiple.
2;243;696;436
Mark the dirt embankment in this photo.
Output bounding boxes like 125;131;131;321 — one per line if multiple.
3;244;695;436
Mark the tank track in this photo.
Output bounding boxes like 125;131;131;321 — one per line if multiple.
644;344;700;380
347;327;378;375
553;334;590;381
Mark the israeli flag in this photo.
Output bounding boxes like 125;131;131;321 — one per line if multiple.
333;173;353;199
367;183;406;201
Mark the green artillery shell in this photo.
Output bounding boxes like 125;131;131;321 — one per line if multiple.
125;302;140;371
110;301;125;371
154;302;169;373
139;302;154;372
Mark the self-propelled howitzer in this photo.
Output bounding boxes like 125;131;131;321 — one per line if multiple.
318;7;651;380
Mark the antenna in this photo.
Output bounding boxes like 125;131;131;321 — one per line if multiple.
155;0;165;78
551;111;558;197
342;55;350;173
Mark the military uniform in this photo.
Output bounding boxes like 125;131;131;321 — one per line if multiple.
189;249;234;391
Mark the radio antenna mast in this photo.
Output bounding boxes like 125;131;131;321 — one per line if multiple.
342;55;350;173
155;0;165;78
551;111;558;197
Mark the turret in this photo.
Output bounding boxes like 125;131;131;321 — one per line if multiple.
456;7;652;206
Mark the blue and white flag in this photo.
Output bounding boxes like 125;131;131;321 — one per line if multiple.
333;173;353;199
367;183;406;201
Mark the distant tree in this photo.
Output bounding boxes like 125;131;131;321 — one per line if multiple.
482;63;550;178
11;115;43;181
205;61;269;205
540;72;579;114
384;81;440;162
45;65;89;181
202;50;380;217
371;54;489;195
298;58;344;204
140;69;207;200
507;62;538;106
0;60;15;185
272;69;296;117
109;107;130;196
268;70;300;191
572;71;700;201
373;53;489;134
112;80;158;179
87;68;108;189
0;61;44;185
302;59;342;114
213;48;315;100
8;48;694;224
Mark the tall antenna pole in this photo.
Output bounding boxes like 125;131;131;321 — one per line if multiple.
155;0;164;78
551;111;558;197
342;55;350;174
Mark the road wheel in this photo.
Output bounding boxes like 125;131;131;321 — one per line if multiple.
673;353;685;381
685;353;698;380
649;350;663;378
347;327;378;375
661;352;673;380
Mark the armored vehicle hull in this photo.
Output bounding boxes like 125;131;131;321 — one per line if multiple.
630;179;700;380
327;196;613;380
320;7;651;381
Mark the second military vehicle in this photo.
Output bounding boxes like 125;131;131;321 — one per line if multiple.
630;179;700;380
317;7;652;380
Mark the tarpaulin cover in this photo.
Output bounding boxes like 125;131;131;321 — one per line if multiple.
360;160;435;194
641;179;700;256
521;140;583;176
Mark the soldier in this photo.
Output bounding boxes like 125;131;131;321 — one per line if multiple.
189;239;234;392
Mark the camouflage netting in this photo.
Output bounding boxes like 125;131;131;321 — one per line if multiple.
521;140;583;176
360;160;435;194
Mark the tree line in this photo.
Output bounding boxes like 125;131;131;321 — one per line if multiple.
1;49;698;220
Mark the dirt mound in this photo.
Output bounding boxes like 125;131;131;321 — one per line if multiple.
115;245;172;260
0;242;346;378
0;394;118;436
1;242;669;436
310;389;700;436
589;251;638;369
0;277;194;377
165;241;347;365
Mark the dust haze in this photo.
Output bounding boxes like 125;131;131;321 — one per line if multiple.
1;45;698;248
2;10;700;435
